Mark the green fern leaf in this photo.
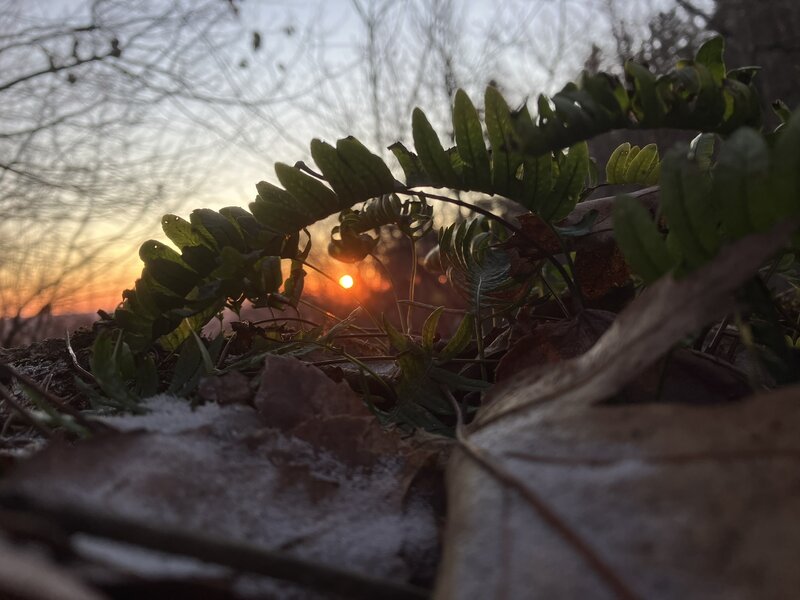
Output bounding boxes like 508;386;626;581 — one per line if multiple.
538;142;589;221
139;240;198;297
484;86;522;197
453;89;492;192
388;142;431;187
606;143;630;183
613;195;675;283
521;153;553;210
770;109;800;222
421;306;445;351
412;107;459;188
660;149;719;268
439;218;531;312
695;36;725;86
309;139;366;204
251;181;312;233
713;127;770;239
625;61;665;128
624;143;659;183
275;162;339;221
335;136;396;201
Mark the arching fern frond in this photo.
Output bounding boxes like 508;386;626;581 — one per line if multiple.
614;109;800;283
605;143;661;185
328;194;433;263
114;34;761;350
438;218;532;314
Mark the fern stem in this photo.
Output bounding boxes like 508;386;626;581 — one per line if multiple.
402;188;581;306
370;253;407;332
407;237;418;334
251;317;320;328
397;299;468;314
540;272;571;319
546;222;585;312
400;189;521;234
474;278;488;381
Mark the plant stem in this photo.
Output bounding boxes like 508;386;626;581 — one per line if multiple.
400;188;580;305
540;272;571;319
251;317;321;328
399;189;521;234
407;237;418;334
547;221;585;312
397;299;468;314
0;382;53;438
370;253;407;332
0;493;427;600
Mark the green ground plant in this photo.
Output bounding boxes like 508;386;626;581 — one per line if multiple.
88;36;800;433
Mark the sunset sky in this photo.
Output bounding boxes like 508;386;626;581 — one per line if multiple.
0;0;709;317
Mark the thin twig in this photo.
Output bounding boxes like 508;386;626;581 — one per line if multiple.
540;273;571;319
311;355;397;366
407;238;418;334
0;493;428;600
251;317;320;328
65;330;95;383
311;355;499;367
0;365;106;433
371;253;407;331
397;300;467;314
0;382;53;438
398;189;521;234
704;315;730;355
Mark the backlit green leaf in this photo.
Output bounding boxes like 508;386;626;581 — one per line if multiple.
412;107;459;188
453;89;492;192
613;194;675;283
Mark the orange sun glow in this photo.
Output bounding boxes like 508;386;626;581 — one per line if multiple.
338;274;354;289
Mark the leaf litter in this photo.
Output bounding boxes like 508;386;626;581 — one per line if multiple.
1;356;446;599
437;222;800;599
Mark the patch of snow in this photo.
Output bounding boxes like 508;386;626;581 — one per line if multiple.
98;394;248;434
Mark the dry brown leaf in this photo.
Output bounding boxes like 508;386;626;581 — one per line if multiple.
435;223;799;599
436;385;800;599
0;536;107;600
494;311;614;382
255;355;418;465
475;222;795;427
1;391;442;597
574;241;632;303
496;313;749;406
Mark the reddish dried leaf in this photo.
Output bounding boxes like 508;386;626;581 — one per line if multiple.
574;242;632;302
495;310;614;382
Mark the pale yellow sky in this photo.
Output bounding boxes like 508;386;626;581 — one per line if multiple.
1;0;712;317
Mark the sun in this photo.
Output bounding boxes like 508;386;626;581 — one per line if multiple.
338;274;354;289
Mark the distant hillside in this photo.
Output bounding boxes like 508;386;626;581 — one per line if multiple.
0;312;97;348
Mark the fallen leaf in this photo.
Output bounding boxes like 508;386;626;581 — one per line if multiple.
574;241;632;303
0;536;107;600
494;310;614;382
496;314;749;406
476;221;795;427
437;385;800;599
197;370;252;405
436;223;799;599
1;393;442;597
255;355;417;465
